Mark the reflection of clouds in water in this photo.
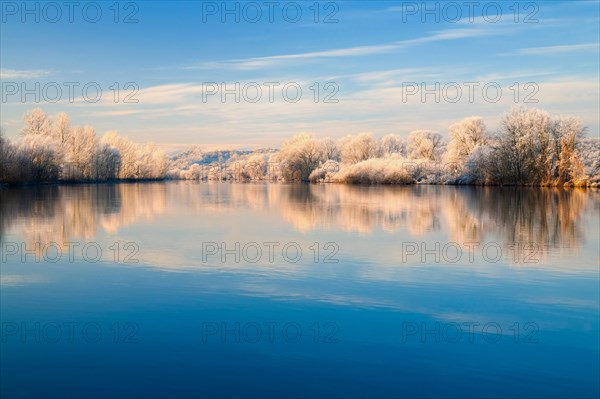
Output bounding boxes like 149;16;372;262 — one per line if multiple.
520;296;600;311
1;183;597;319
0;274;48;286
0;182;597;266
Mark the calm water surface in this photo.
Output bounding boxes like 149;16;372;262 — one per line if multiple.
1;182;599;398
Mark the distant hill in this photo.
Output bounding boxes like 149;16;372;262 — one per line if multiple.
170;146;278;170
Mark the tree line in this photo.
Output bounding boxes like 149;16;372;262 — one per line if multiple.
0;108;168;184
170;107;598;187
1;106;598;186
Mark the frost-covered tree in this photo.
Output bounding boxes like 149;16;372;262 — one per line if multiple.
446;117;487;165
188;163;203;180
4;109;173;183
309;159;340;182
480;107;588;185
240;153;268;180
407;130;443;161
136;143;169;179
21;108;52;137
16;135;61;181
458;144;495;184
380;134;405;157
330;158;413;184
66;125;97;179
52;112;72;147
91;144;121;180
0;128;34;183
490;108;537;183
578;138;600;184
556;116;585;184
0;129;15;182
277;133;325;182
490;107;574;184
340;133;378;164
99;132;168;179
4;106;595;186
101;131;138;178
321;137;341;161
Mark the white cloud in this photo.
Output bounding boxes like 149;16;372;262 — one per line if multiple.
0;69;51;79
39;70;598;147
502;43;600;56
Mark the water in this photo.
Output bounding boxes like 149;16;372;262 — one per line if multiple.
1;182;599;398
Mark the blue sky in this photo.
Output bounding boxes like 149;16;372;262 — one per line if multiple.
1;0;599;150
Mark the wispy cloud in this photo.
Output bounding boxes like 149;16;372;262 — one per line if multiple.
0;68;51;79
92;109;145;117
186;27;496;70
502;43;599;56
56;73;598;148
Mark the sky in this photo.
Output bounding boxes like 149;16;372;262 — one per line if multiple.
1;0;599;150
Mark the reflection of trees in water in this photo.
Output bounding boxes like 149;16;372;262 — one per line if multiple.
0;184;167;252
273;185;593;254
277;185;442;234
444;187;592;251
1;186;60;244
169;183;592;253
0;182;594;259
163;182;443;235
100;183;167;233
152;183;599;253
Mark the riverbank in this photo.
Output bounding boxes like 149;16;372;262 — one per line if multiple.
2;178;598;189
